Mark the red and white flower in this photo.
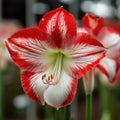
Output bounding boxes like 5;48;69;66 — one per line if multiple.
82;13;120;83
6;7;106;108
0;21;22;69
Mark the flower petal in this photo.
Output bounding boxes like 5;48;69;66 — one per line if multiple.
21;71;48;105
66;33;106;79
97;27;120;48
44;70;78;109
97;57;119;82
39;7;76;48
77;27;88;33
82;13;104;35
6;28;50;72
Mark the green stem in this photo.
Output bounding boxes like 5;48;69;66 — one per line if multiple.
55;108;61;120
99;83;117;120
26;100;37;120
86;94;92;120
45;104;52;120
0;71;3;120
65;105;71;120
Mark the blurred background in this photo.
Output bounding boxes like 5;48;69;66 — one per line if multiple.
0;0;120;120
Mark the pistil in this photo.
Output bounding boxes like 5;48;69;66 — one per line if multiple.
41;52;64;85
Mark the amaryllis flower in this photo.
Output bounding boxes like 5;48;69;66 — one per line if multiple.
6;7;106;108
82;13;120;83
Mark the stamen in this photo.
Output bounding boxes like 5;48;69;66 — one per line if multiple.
42;74;54;84
48;76;51;81
42;74;46;80
51;74;53;79
41;52;64;85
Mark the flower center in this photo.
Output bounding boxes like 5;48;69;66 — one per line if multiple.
41;52;65;85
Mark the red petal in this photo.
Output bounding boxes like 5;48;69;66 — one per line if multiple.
67;33;106;79
97;27;120;48
62;79;78;107
21;71;44;105
10;27;48;40
39;7;76;48
82;13;104;35
75;33;105;47
44;70;78;108
6;28;49;72
97;57;119;82
77;27;88;33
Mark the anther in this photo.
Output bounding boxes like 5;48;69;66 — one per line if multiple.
51;74;53;79
42;74;46;80
42;74;54;85
48;76;51;81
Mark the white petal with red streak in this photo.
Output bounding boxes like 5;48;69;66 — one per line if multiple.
6;28;52;72
30;72;49;104
39;7;76;47
97;57;118;82
44;70;77;109
6;37;52;72
97;27;120;48
65;34;106;78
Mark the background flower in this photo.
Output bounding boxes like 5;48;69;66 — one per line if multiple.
82;13;120;83
0;21;22;69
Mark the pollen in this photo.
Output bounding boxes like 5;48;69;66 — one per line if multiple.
42;74;54;85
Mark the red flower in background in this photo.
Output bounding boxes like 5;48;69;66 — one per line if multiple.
0;21;22;69
82;13;120;83
6;7;106;108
